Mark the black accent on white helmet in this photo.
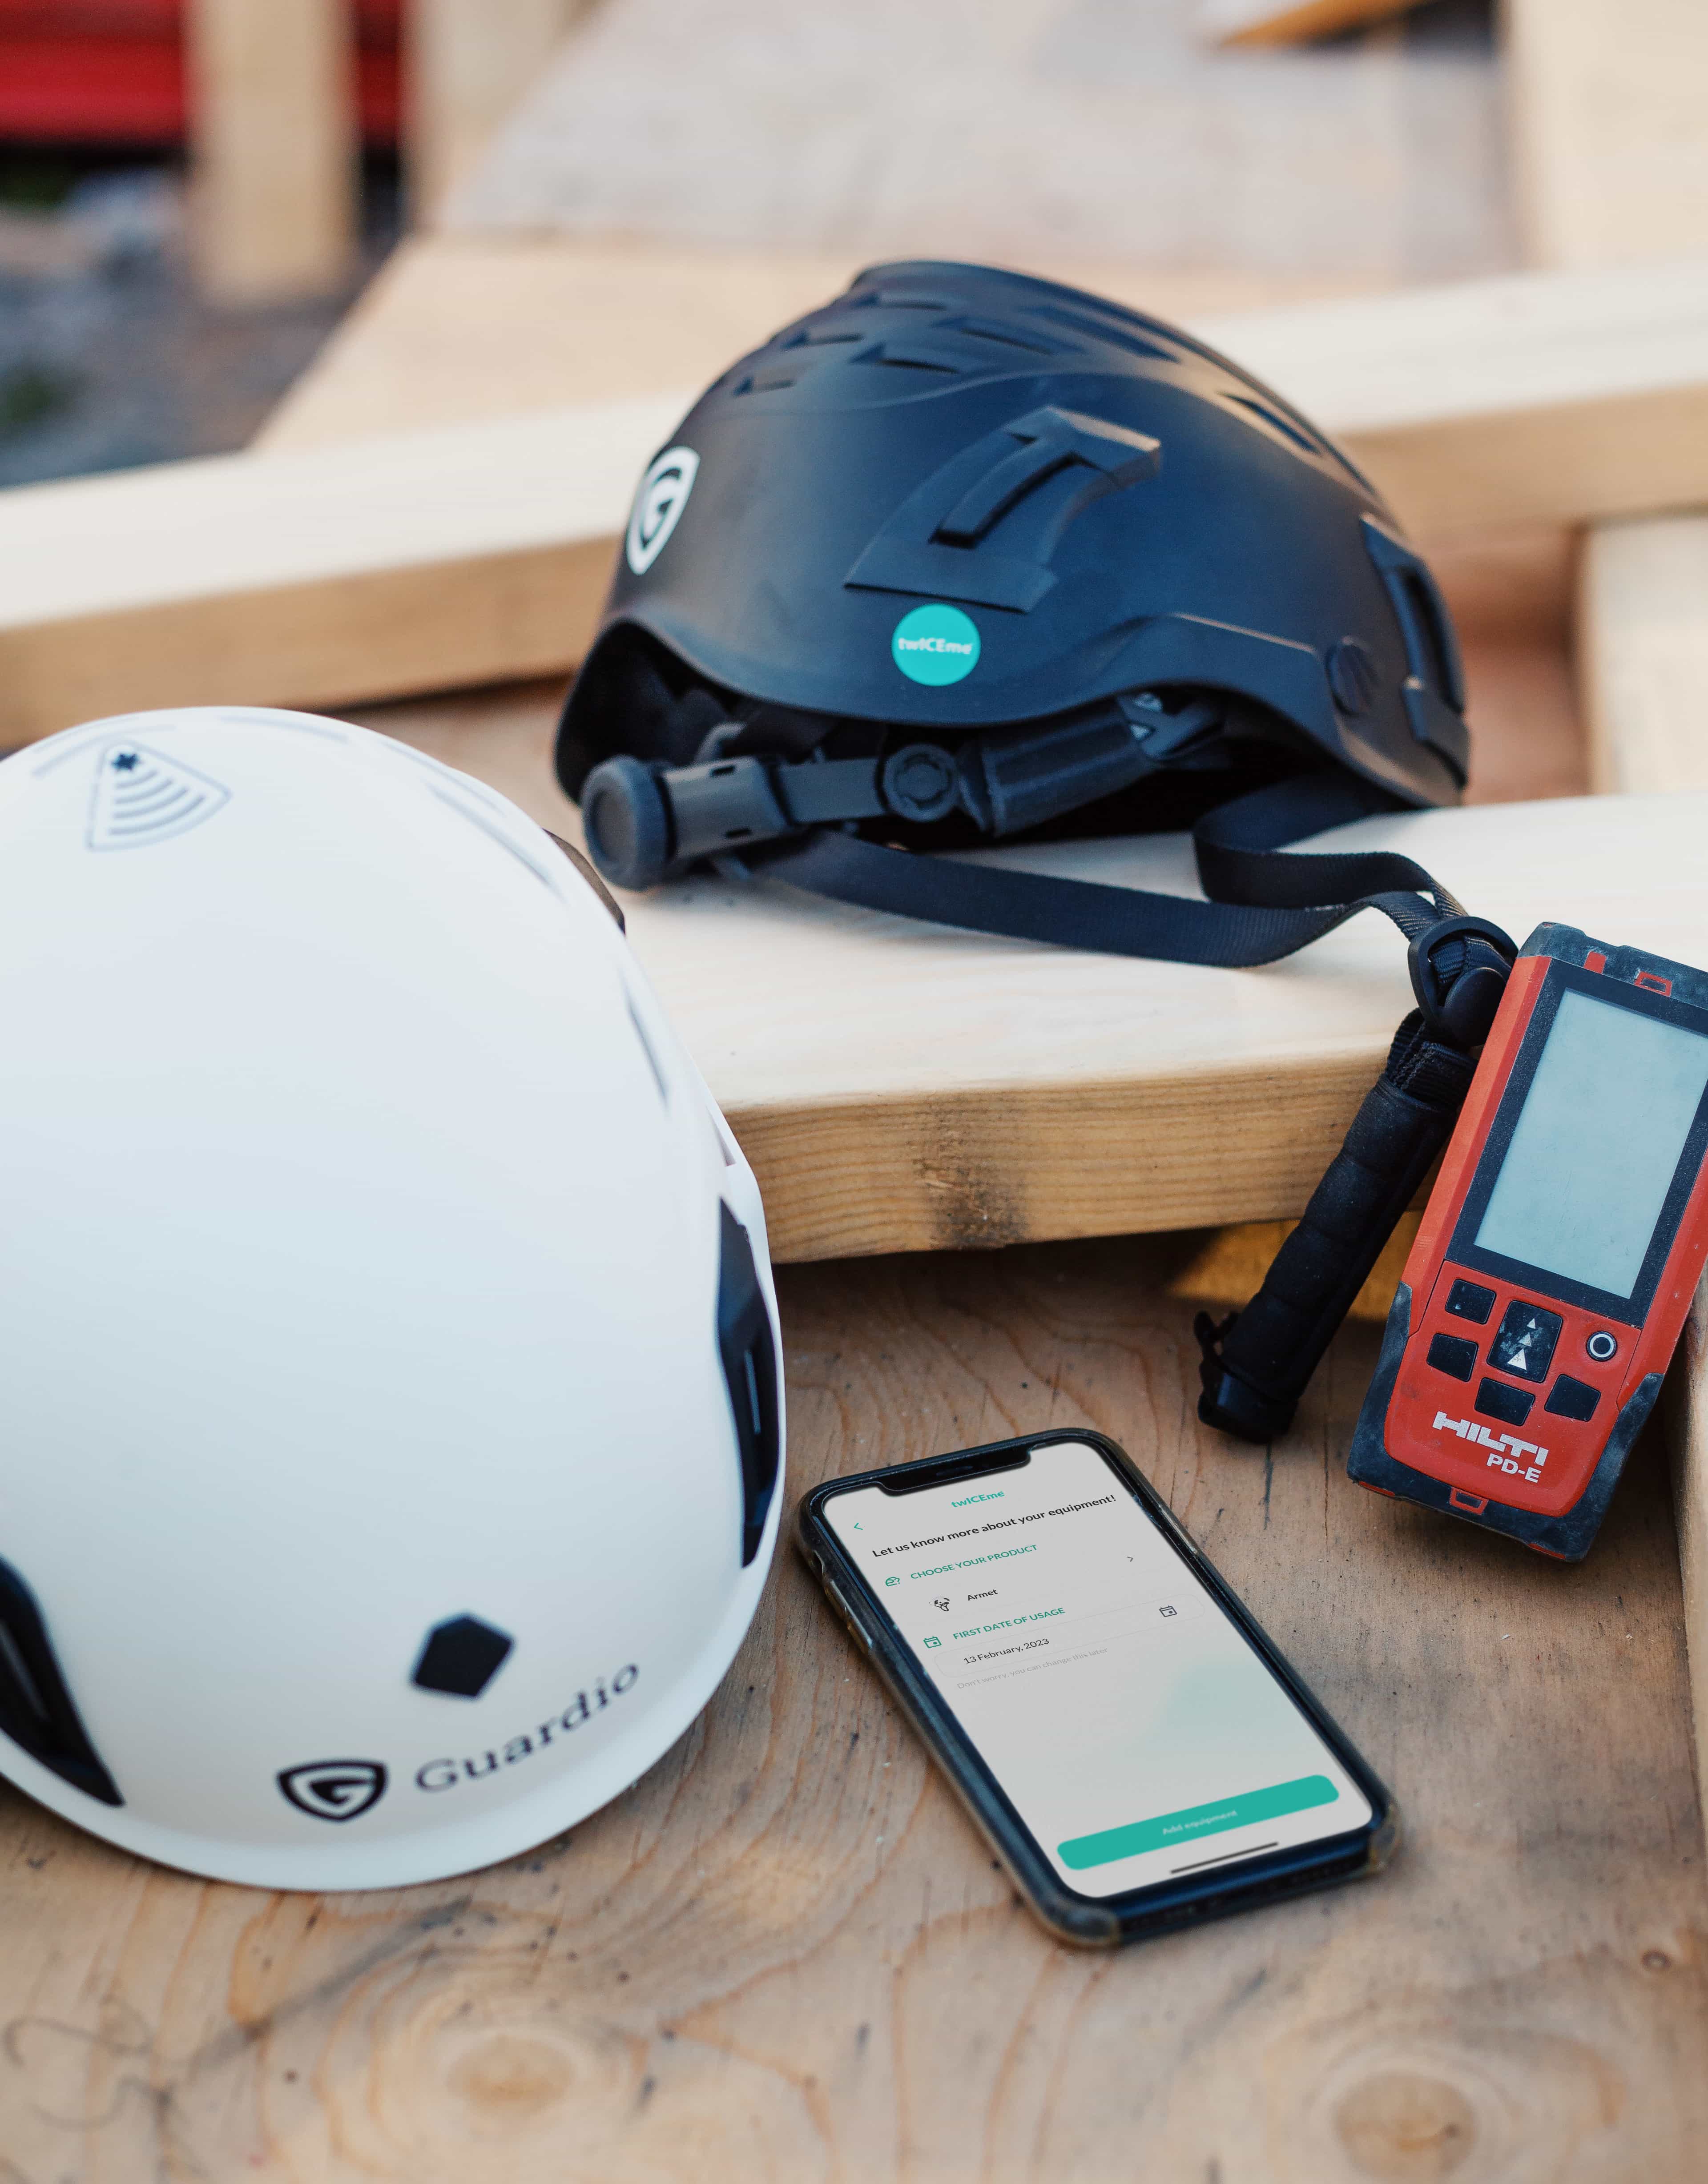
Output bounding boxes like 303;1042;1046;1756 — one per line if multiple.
717;1206;781;1566
0;1559;122;1806
560;260;1470;959
411;1614;516;1699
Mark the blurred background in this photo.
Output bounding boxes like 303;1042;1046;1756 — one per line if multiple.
0;0;1507;487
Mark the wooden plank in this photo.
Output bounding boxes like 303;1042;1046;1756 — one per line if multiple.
406;0;581;226
186;0;359;304
532;792;1703;1267
330;676;1634;1271
1507;0;1708;273
448;0;1509;288
1200;0;1425;46
0;395;684;741
1579;515;1708;796
1194;259;1708;540
6;254;1708;744
0;1236;1701;2178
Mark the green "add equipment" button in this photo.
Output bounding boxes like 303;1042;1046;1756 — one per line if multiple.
1057;1774;1339;1870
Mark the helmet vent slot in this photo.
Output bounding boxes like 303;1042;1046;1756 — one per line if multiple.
1024;305;1176;362
855;290;951;311
626;994;670;1106
0;1559;123;1806
716;1206;781;1567
430;785;563;892
1224;395;1323;459
940;316;1059;356
866;342;964;374
780;322;867;349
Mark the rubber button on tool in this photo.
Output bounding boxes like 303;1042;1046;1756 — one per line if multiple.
1445;1279;1495;1325
1587;1330;1618;1363
1544;1374;1601;1422
1426;1333;1477;1382
1490;1300;1562;1382
1475;1376;1535;1427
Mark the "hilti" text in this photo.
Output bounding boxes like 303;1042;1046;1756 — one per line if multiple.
1432;1411;1549;1484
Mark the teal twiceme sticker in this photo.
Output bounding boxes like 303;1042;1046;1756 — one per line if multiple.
892;603;981;686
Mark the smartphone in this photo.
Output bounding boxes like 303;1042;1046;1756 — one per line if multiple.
799;1429;1396;1947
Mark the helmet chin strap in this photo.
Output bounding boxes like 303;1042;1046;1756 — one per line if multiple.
581;716;1478;970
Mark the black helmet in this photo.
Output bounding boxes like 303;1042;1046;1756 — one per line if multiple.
561;261;1470;961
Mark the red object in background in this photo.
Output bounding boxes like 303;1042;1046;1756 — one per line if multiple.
0;1;402;148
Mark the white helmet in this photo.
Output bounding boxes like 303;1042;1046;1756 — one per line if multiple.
0;706;783;1889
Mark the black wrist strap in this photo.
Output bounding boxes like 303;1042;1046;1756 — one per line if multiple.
1194;1011;1480;1444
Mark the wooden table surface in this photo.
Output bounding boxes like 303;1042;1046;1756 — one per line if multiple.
2;568;1696;2182
0;1233;1700;2181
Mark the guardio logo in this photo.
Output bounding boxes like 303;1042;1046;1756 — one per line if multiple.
414;1665;640;1794
626;446;700;575
892;603;981;687
278;1759;388;1823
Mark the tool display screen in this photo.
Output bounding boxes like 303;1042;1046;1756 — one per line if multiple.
1474;990;1708;1298
823;1441;1370;1898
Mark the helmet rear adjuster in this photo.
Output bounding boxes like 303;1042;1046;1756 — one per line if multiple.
579;689;1233;893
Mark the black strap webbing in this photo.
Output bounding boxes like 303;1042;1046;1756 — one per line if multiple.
756;774;1464;967
750;768;1514;1448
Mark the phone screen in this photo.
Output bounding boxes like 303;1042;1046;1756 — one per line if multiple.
823;1440;1371;1899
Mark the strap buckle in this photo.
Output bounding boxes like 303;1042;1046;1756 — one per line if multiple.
1408;914;1518;1049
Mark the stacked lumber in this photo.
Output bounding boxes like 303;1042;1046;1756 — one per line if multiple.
6;254;1708;744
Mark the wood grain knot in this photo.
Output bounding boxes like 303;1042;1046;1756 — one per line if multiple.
311;1943;649;2179
1334;2071;1476;2180
445;2032;575;2123
1262;1984;1627;2183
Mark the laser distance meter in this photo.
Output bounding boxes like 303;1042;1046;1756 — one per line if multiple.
1349;924;1708;1559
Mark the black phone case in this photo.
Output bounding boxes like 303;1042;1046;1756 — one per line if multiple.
798;1428;1398;1947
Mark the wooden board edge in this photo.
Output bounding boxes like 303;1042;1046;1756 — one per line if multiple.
731;1052;1384;1265
0;539;611;746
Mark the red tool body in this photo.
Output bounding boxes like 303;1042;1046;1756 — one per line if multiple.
1348;923;1708;1559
